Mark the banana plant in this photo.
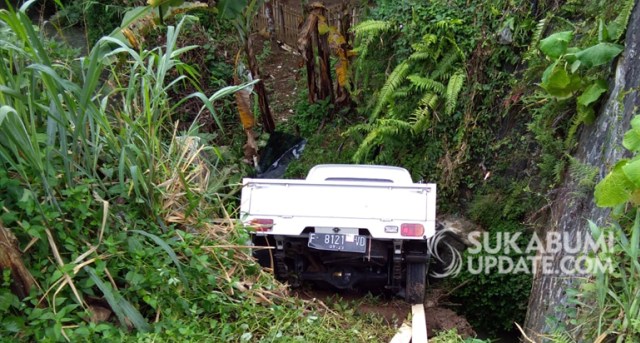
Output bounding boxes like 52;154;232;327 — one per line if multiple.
147;0;184;25
298;3;353;107
217;0;276;134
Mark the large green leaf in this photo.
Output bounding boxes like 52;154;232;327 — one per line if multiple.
216;0;248;19
575;43;623;68
631;115;640;131
539;31;573;58
108;6;153;47
623;115;640;151
622;158;640;188
148;0;184;7
623;128;640;152
541;62;581;99
577;79;608;107
595;160;635;207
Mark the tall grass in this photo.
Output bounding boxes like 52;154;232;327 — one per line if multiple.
0;0;254;336
572;216;640;341
0;1;250;213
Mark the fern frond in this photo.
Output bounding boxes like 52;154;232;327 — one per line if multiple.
353;20;394;39
532;15;550;46
411;108;431;133
547;330;576;343
370;62;410;120
392;86;412;99
409;52;432;61
420;92;439;110
407;75;445;95
352;119;411;162
565;105;596;149
445;70;466;115
410;34;437;53
435;18;463;31
568;156;598;188
524;14;552;61
377;118;413;134
352;36;373;64
410;93;439;133
429;50;460;81
553;157;567;184
608;0;635;41
345;122;373;135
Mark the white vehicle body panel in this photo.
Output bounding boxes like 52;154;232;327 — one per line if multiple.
241;165;436;240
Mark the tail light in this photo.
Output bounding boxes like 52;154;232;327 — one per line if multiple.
249;218;274;232
401;223;424;237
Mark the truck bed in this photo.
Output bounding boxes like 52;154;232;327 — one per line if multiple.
241;178;437;239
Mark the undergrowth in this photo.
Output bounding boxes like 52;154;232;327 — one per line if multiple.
0;4;393;341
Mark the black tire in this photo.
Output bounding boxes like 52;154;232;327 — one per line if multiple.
251;236;275;269
405;262;426;304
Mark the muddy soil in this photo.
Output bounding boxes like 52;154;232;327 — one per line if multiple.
295;287;477;339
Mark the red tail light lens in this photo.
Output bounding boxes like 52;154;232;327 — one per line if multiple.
249;218;274;232
401;223;424;237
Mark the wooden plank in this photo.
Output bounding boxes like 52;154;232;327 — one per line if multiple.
411;304;428;343
390;321;412;343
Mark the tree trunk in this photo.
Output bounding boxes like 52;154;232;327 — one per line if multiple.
0;223;37;300
298;12;319;103
314;8;333;103
245;35;276;133
340;3;351;46
264;0;276;40
304;41;317;103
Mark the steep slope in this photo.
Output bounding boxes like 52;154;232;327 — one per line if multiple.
524;0;640;336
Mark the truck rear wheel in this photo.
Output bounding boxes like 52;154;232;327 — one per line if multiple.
405;262;426;304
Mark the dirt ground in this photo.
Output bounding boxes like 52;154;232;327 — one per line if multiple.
253;35;303;124
294;287;477;339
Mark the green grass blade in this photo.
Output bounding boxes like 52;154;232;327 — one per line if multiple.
129;229;188;288
85;267;151;332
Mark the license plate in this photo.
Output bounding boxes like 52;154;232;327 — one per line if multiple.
308;233;367;253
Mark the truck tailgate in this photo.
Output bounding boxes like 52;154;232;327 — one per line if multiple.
241;179;436;238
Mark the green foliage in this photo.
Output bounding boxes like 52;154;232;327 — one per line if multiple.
282;91;355;179
567;156;599;199
605;0;636;42
524;1;631;193
84;0;142;45
595;115;640;207
451;222;533;336
430;328;490;343
347;0;546;207
563;217;640;341
349;17;467;169
215;0;249;19
544;113;640;342
538;28;622;100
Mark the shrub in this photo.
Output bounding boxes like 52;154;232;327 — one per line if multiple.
451;222;532;336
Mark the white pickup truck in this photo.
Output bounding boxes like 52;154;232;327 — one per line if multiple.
240;164;437;303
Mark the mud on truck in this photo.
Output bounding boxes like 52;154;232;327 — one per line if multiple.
240;164;436;303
